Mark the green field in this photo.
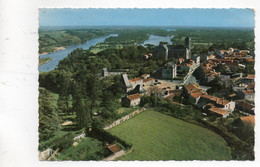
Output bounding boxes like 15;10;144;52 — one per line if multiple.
108;110;231;160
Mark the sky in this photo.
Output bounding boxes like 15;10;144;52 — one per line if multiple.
39;8;255;28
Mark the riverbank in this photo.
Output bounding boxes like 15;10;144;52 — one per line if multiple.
39;47;66;55
39;34;115;72
39;58;52;66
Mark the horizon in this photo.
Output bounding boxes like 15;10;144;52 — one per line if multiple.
39;25;254;31
39;8;255;28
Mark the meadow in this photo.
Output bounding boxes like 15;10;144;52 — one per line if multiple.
108;109;232;160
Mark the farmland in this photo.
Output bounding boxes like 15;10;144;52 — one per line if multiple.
108;109;231;160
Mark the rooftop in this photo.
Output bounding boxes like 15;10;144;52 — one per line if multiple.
143;78;155;83
190;91;205;98
240;115;255;125
129;78;143;83
107;144;121;154
184;83;202;93
209;107;229;116
246;75;255;79
127;93;142;101
235;100;254;111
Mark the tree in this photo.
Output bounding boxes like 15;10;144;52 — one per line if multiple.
71;82;91;128
39;87;61;142
147;86;162;96
100;91;118;119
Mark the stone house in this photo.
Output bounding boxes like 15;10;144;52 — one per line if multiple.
122;93;142;107
235;100;255;115
129;78;143;89
198;94;235;112
162;62;177;79
208;107;230;118
143;78;155;86
238;90;255;102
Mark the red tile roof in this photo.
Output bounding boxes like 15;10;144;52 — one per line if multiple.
143;78;155;83
240;116;255;125
127;93;141;101
190;92;205;98
245;58;255;62
209;107;229;116
108;144;121;154
201;94;230;105
184;83;202;94
246;75;255;79
129;78;142;83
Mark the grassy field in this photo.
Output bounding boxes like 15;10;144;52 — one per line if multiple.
108;109;231;160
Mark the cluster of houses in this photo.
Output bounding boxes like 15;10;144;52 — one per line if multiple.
101;40;255;126
183;83;235;118
121;73;156;107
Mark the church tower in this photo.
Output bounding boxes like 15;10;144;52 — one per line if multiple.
185;37;191;59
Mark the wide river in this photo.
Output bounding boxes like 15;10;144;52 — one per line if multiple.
39;34;173;72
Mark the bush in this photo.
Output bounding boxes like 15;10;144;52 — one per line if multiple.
39;131;74;151
58;137;104;160
88;124;132;150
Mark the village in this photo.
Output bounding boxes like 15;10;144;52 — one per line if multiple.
38;34;255;161
101;37;255;128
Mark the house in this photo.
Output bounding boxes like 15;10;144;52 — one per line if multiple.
244;75;255;84
161;62;177;79
122;93;142;107
107;144;121;154
183;83;205;96
244;58;255;63
237;81;255;101
189;91;205;105
239;115;255;126
225;61;239;68
238;90;255;102
143;78;155;86
207;54;216;60
191;55;200;67
208;107;230;118
197;94;235;112
140;74;150;79
235;100;255;115
129;78;143;91
240;50;250;54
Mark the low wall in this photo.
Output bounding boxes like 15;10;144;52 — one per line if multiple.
103;108;146;130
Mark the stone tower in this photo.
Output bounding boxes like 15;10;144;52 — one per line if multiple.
185;37;191;59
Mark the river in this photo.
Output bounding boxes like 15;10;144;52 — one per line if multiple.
140;35;173;46
39;34;118;72
39;34;173;72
